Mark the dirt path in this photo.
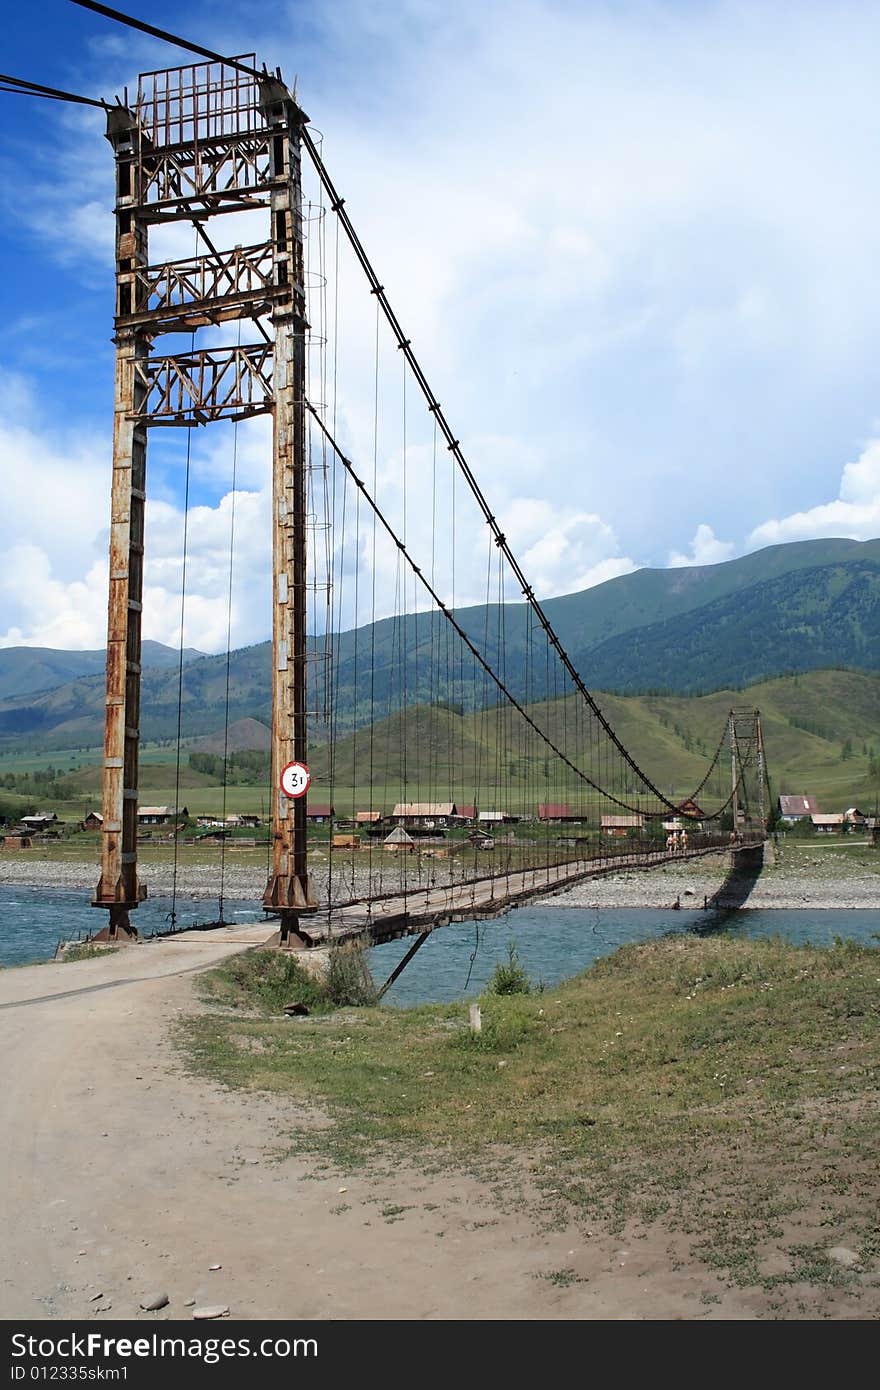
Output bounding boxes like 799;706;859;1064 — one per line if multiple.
0;929;808;1321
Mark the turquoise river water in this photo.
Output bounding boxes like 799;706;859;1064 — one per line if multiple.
1;886;877;1005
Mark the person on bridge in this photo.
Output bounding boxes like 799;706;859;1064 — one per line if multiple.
680;828;688;851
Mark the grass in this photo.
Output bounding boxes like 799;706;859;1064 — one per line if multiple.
180;934;880;1297
59;943;119;962
197;939;377;1014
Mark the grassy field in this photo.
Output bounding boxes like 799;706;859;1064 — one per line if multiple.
181;934;880;1304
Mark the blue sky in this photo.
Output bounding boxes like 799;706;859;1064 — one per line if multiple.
2;0;880;652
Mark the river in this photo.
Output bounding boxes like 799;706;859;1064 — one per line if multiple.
1;885;877;1004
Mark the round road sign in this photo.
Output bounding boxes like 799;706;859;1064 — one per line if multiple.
280;761;311;799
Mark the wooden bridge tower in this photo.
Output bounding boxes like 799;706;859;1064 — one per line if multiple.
728;707;767;835
92;57;314;942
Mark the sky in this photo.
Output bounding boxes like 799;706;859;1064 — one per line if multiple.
1;0;880;654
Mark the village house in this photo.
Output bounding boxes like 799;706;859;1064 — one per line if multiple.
811;813;845;834
137;805;188;826
20;812;59;833
306;803;334;824
355;810;384;827
536;803;585;823
601;813;645;838
478;810;518;825
392;801;457;829
778;795;820;822
81;810;103;831
673;799;704;831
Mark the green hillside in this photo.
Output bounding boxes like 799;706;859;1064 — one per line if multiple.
309;669;880;816
1;537;879;752
4;669;875;825
582;561;880;693
545;535;880;650
0;641;204;701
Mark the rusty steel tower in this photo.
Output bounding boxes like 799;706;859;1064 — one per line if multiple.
93;57;315;943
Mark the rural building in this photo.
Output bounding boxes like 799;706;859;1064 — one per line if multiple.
3;834;32;850
225;813;261;827
392;801;457;829
356;810;383;826
306;804;334;824
811;813;845;834
81;811;103;830
844;807;867;828
383;826;416;853
478;810;517;824
538;804;589;823
537;803;573;822
456;805;477;822
137;805;188;826
778;795;819;822
601;814;645;838
20;813;58;832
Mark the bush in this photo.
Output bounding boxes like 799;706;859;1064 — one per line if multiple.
325;941;378;1007
487;941;531;996
202;949;328;1013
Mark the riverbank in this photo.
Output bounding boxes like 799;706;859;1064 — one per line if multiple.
1;841;878;909
179;931;880;1319
545;843;880;911
2;922;878;1320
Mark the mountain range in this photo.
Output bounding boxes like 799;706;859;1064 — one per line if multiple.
0;536;877;752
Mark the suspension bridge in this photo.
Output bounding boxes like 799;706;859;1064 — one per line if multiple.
4;3;771;969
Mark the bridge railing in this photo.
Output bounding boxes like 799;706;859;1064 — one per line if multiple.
325;826;765;910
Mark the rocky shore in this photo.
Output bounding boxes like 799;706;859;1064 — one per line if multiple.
542;847;880;911
1;843;878;909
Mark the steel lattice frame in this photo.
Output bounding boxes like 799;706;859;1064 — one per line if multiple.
93;58;314;940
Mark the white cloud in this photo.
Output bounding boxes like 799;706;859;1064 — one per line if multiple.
0;372;273;653
9;1;880;657
748;438;880;548
502;499;636;597
669;524;735;568
0;546;109;651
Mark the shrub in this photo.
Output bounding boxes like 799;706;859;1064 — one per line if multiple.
487;941;531;996
325;941;378;1007
202;949;328;1013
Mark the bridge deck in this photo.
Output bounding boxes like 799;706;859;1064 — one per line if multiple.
295;839;763;947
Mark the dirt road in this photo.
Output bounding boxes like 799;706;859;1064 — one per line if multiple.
0;928;782;1321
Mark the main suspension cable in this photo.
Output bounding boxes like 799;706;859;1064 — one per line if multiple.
306;402;680;816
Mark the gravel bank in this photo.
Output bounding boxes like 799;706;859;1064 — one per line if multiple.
540;848;880;911
0;855;453;906
2;845;878;909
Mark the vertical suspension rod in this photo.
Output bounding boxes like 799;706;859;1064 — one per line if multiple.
300;129;685;815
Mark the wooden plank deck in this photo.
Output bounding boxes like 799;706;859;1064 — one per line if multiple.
296;838;764;947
